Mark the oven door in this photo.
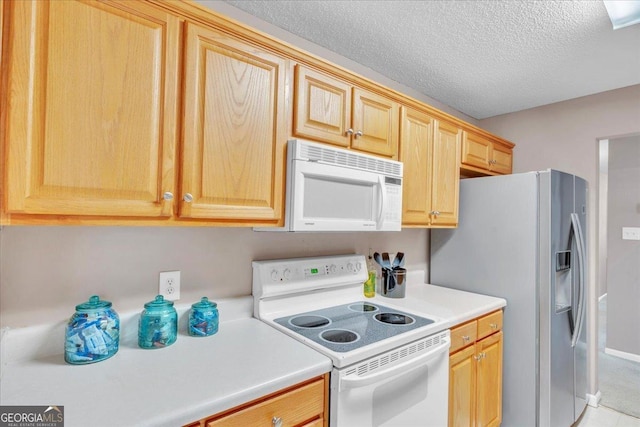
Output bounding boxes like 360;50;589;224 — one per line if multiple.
330;332;450;427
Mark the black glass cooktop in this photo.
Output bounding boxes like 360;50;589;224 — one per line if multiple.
274;302;435;353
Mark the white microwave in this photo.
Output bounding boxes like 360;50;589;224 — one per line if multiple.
258;139;403;232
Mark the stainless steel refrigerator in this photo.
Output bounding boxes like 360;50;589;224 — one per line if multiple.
431;170;588;427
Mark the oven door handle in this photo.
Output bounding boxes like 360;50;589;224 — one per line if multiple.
340;337;450;390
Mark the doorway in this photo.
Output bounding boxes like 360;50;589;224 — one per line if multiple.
597;135;640;418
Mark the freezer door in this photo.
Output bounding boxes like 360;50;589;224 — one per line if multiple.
573;176;588;421
542;170;578;427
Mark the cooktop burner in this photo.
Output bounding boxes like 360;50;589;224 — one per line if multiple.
321;329;360;343
289;315;331;329
375;312;415;325
274;302;435;353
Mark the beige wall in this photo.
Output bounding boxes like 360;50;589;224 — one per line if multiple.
0;227;428;328
480;84;640;398
606;135;640;356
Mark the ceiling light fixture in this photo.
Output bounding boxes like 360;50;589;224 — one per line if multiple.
603;0;640;29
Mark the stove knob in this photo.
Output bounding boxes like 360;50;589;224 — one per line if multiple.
270;269;279;281
329;264;337;274
283;268;292;280
347;262;354;272
355;262;362;272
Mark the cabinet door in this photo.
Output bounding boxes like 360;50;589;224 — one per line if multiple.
3;0;179;217
449;345;477;427
461;131;491;170
294;65;351;148
476;331;503;427
399;107;434;225
490;143;513;174
431;121;461;226
181;23;287;223
352;88;399;158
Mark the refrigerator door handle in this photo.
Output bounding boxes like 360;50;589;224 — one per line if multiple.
570;212;586;348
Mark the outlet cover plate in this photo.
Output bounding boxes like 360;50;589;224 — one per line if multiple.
622;227;640;241
159;271;180;300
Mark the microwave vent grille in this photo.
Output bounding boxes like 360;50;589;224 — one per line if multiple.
300;144;401;177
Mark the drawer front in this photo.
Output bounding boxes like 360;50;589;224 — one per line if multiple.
477;310;503;340
450;320;478;353
206;378;324;427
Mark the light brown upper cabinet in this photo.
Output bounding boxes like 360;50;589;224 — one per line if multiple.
461;131;513;176
294;65;399;158
180;23;288;223
400;107;461;227
2;0;180;218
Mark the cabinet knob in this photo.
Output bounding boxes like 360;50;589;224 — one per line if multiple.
163;192;174;201
346;128;354;136
183;193;194;203
355;130;363;138
431;210;440;216
272;417;283;427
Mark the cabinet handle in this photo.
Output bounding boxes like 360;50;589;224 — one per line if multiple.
490;323;498;329
474;352;486;361
272;417;283;427
183;193;193;203
355;130;363;138
431;210;440;216
346;128;354;136
163;192;173;201
462;335;470;342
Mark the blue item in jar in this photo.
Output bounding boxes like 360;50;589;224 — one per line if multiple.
65;295;120;364
188;297;219;337
138;295;177;349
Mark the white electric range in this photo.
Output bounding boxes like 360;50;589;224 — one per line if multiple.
252;254;451;427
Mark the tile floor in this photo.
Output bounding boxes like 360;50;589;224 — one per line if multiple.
575;405;640;427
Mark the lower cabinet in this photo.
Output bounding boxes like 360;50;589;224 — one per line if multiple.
449;311;503;427
185;375;328;427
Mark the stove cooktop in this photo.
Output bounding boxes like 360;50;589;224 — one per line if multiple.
274;302;435;353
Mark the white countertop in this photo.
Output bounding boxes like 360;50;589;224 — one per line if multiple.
0;297;332;427
371;281;507;329
0;282;506;427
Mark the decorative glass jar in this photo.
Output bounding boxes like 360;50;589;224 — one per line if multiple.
188;297;219;337
138;295;177;349
65;295;120;364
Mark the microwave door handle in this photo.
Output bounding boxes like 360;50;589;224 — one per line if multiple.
376;176;386;230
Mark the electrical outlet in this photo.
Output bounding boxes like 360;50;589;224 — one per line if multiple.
159;271;180;301
622;227;640;241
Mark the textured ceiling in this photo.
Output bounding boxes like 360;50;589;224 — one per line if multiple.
222;0;640;119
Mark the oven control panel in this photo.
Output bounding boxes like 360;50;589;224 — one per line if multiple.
253;255;368;299
268;258;364;282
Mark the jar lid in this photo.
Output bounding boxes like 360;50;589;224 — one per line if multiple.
144;295;174;309
75;295;112;312
191;297;217;309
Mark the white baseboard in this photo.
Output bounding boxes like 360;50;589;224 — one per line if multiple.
604;347;640;363
586;391;601;407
